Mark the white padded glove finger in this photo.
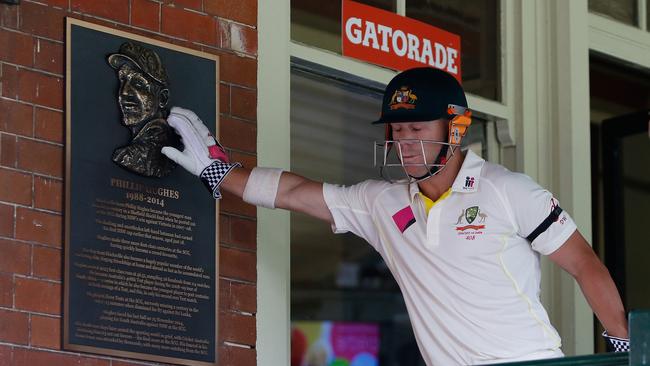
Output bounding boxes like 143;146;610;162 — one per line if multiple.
165;107;216;176
161;146;194;170
164;107;241;200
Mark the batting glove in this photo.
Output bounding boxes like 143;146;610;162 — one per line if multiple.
162;106;240;199
602;331;630;352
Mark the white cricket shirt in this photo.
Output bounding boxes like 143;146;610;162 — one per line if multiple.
322;150;577;365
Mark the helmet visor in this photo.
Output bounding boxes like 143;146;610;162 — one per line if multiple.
374;139;461;183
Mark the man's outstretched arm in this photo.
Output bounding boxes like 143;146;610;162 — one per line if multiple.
219;168;333;223
161;107;333;224
548;230;628;340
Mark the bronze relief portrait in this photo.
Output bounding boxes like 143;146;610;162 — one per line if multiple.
107;42;181;178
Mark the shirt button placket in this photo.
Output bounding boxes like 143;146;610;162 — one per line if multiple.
426;206;442;249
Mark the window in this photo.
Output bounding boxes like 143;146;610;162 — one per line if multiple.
291;0;502;101
589;0;638;26
406;0;500;100
291;0;395;53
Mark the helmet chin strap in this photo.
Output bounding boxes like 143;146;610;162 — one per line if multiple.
409;142;450;182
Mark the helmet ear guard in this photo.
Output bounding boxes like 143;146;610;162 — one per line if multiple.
447;104;472;145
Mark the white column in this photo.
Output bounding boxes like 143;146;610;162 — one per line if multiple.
550;0;593;356
513;0;593;356
257;0;291;365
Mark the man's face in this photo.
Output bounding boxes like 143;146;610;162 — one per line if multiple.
117;64;159;126
390;119;447;177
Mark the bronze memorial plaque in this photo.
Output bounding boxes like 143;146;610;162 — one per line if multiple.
64;18;220;366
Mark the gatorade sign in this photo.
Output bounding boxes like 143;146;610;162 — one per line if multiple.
342;0;461;81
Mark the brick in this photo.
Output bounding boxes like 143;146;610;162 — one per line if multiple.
33;246;61;280
0;99;33;136
78;357;110;366
0;203;13;237
219;246;255;282
204;0;257;27
0;167;32;205
219;83;230;115
131;0;160;31
218;279;230;309
0;273;12;307
0;239;31;275
219;214;229;243
220;191;256;217
161;5;218;46
230;86;256;121
220;117;256;153
34;107;63;143
0;309;28;344
219;280;256;314
19;2;66;41
229;151;256;170
30;315;60;349
71;0;129;24
218;343;256;366
15;207;62;247
220;53;256;88
111;362;149;366
0;133;17;168
15;277;61;314
230;23;257;56
219;311;255;345
0;345;12;366
34;38;63;75
41;0;70;9
17;138;63;177
1;3;19;29
78;13;124;31
0;29;34;66
230;216;256;251
218;19;230;49
34;176;62;212
8;67;63;109
0;64;17;98
172;0;202;11
230;282;255;313
13;348;77;366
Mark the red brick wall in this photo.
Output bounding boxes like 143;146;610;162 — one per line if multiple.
0;1;258;365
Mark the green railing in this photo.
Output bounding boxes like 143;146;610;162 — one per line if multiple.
493;352;628;366
491;310;649;366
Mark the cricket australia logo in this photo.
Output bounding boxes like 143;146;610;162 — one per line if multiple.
455;205;487;240
389;86;418;110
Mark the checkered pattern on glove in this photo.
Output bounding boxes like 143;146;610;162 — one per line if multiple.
200;161;241;199
602;331;630;352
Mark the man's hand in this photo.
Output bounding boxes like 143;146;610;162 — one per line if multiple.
162;106;240;198
162;107;228;175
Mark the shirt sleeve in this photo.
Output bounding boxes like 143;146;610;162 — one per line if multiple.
322;181;379;245
504;173;577;255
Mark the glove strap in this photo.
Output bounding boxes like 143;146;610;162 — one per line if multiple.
200;161;241;199
602;331;630;352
